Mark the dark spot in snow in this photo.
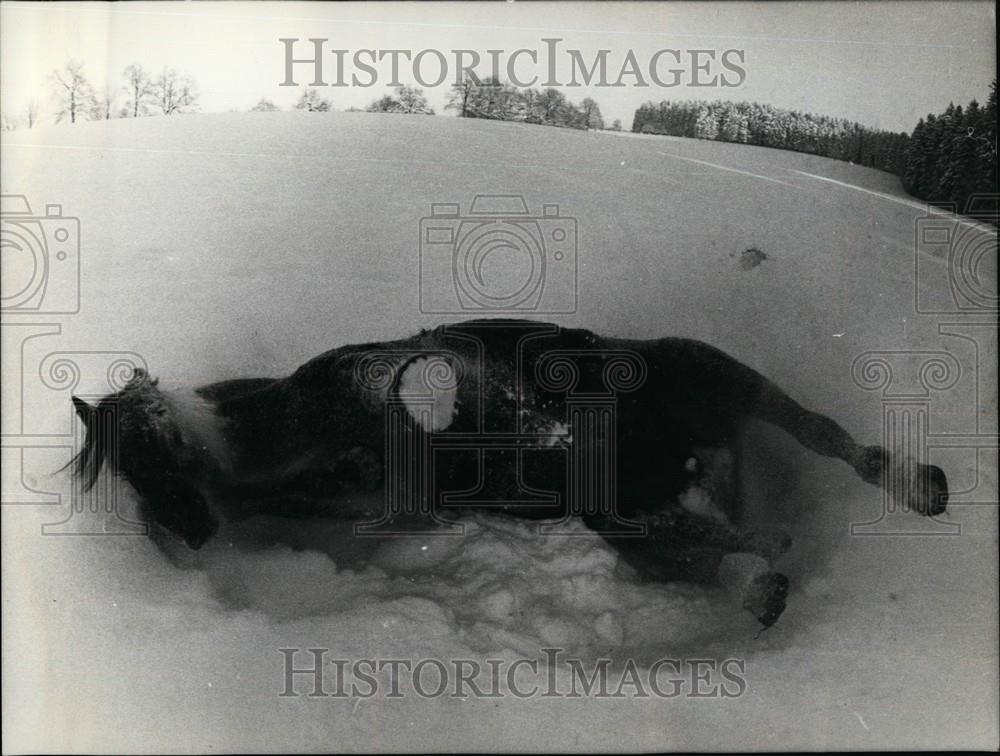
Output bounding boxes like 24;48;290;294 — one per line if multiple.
888;592;898;601
732;247;768;270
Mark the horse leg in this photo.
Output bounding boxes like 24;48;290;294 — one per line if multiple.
222;445;384;521
661;339;948;516
128;469;219;549
588;507;792;628
755;387;949;517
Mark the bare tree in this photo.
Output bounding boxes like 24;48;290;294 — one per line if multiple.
366;95;402;113
50;60;94;124
395;85;434;114
152;67;199;115
1;109;20;131
446;77;477;117
485;83;522;121
249;98;279;112
579;97;605;130
520;88;541;123
122;64;154;118
294;87;332;112
90;88;116;120
25;100;40;128
367;86;434;114
536;88;569;125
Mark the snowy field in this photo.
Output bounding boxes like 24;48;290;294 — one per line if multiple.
2;112;997;751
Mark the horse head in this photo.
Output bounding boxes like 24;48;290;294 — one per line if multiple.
67;367;167;490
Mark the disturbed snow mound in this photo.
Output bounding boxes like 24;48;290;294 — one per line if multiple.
165;507;751;657
733;247;769;270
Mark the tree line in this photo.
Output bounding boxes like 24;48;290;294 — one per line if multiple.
2;60;199;129
249;84;437;115
273;78;609;129
902;81;997;209
3;59;609;133
631;99;910;174
0;58;447;129
631;82;997;213
13;58;992;217
446;77;606;130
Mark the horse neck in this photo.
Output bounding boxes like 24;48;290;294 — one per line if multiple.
210;379;299;475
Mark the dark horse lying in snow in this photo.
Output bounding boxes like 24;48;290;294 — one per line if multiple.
68;319;948;628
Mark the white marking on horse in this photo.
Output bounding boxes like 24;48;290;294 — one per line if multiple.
541;420;572;447
399;357;458;432
163;388;233;472
679;484;730;524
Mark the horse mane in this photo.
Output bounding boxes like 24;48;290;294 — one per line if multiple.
63;369;159;490
63;368;235;492
63;395;117;491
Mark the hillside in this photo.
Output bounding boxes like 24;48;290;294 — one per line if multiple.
2;112;996;751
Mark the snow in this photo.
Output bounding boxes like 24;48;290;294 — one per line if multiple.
2;112;996;751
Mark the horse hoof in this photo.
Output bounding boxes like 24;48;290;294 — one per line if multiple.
182;514;219;550
921;464;949;516
744;572;789;628
895;461;949;516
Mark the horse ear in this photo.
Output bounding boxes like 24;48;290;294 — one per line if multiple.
71;396;95;426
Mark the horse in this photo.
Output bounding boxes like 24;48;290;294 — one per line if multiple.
66;319;948;629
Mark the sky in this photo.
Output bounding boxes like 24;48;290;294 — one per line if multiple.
0;0;996;132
